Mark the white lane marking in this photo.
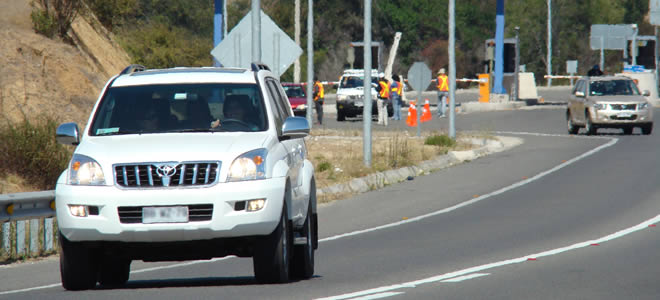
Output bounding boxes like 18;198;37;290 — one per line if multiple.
0;257;235;296
1;133;618;295
320;136;618;242
0;284;61;296
441;273;490;283
317;214;660;300
347;292;404;300
130;256;234;274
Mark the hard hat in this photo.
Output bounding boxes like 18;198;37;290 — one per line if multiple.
438;68;446;74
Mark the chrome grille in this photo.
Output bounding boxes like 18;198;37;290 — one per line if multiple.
610;104;636;111
117;204;213;224
114;162;220;188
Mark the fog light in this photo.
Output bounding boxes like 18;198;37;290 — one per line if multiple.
247;199;266;212
68;205;88;217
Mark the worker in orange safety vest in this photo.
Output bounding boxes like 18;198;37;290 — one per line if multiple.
389;74;403;120
376;77;389;125
313;77;324;125
436;68;449;118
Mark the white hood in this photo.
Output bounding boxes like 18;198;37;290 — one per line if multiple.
75;132;272;168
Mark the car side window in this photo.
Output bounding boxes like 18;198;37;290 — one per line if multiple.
573;80;584;95
265;79;287;134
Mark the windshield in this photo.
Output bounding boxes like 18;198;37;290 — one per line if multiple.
89;83;267;136
589;80;641;96
339;76;379;89
283;85;306;98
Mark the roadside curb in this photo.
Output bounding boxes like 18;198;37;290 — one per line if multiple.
317;136;524;198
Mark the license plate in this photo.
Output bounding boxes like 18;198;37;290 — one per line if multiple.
618;112;632;118
143;206;189;224
355;101;364;107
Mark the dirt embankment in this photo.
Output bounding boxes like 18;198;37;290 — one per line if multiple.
0;0;131;126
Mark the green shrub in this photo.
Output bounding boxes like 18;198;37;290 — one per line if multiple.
425;135;455;147
30;9;57;38
0;117;72;190
317;161;332;173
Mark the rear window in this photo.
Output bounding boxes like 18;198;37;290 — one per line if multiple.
89;83;267;136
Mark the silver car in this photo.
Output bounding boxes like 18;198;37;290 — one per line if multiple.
567;76;653;135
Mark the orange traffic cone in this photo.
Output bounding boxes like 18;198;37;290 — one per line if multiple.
406;101;417;127
421;98;432;122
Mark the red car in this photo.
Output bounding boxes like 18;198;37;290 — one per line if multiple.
282;83;308;116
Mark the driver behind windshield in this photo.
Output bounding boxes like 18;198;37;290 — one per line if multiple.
211;94;259;131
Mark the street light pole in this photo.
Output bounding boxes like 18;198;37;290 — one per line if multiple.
547;0;552;87
513;26;520;101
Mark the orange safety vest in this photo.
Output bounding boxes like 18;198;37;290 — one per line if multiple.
437;74;449;92
378;81;389;98
389;81;399;97
313;81;324;101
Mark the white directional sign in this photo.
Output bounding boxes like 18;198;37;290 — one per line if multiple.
211;10;302;76
590;24;634;50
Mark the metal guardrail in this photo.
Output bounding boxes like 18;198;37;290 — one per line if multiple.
0;190;56;222
1;191;57;260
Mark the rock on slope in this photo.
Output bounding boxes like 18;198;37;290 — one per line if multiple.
0;0;130;126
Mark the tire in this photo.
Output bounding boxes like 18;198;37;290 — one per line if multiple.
98;257;131;287
622;127;633;135
567;112;579;134
253;202;291;284
585;113;597;135
291;182;316;279
337;109;345;121
59;232;99;291
642;124;653;135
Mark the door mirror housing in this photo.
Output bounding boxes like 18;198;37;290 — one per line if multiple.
56;122;80;146
281;117;310;140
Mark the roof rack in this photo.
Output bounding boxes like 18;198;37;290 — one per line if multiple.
251;63;271;72
120;64;146;75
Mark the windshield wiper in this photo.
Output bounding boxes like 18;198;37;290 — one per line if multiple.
168;128;218;133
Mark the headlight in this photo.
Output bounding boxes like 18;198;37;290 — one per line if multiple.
639;102;649;110
227;148;267;182
298;104;306;110
337;95;348;101
68;154;105;185
593;103;608;110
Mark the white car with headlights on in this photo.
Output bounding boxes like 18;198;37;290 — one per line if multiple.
55;64;317;290
567;76;653;135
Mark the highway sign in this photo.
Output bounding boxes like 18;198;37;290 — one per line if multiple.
407;62;432;92
211;10;302;76
651;0;660;25
590;24;634;50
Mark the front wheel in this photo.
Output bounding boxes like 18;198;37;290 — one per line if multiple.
337;109;345;121
253;202;291;283
567;112;579;134
291;183;316;279
59;232;99;290
642;124;653;135
585;113;597;135
98;257;131;287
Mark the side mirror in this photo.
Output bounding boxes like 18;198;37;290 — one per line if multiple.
643;90;651;97
56;122;80;146
281;117;310;140
575;91;585;98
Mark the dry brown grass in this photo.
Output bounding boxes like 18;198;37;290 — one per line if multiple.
306;129;479;191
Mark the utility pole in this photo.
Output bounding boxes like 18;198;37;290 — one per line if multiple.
448;0;456;138
294;0;301;83
306;0;314;127
547;0;552;87
493;0;505;95
213;0;224;67
513;26;520;101
363;0;373;167
252;0;261;62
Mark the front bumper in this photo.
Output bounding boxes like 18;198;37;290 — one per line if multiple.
55;177;286;243
590;107;653;126
336;99;390;117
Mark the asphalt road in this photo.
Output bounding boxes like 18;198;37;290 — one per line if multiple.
2;105;659;299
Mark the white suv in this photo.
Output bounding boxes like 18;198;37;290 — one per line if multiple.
55;64;317;290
